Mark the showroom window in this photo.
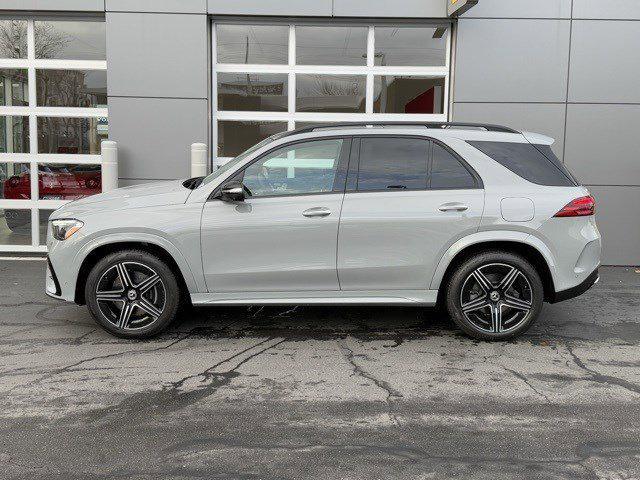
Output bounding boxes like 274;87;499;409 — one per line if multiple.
212;21;450;166
0;18;107;251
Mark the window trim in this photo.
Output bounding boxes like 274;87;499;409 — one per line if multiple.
0;17;107;251
210;136;352;201
429;138;484;190
212;19;452;165
347;134;483;194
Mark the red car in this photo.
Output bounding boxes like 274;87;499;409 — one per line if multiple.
3;165;101;231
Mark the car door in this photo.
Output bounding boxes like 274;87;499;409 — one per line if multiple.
337;136;484;291
201;137;350;293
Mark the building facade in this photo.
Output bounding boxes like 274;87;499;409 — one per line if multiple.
0;0;637;265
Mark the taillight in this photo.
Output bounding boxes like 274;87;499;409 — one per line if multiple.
554;195;595;217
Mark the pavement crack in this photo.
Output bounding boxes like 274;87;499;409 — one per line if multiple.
566;344;640;396
338;338;402;424
9;329;198;391
168;337;281;391
503;367;551;404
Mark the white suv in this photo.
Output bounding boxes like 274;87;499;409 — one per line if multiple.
45;123;601;341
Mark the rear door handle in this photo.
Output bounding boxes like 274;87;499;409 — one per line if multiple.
439;202;469;212
302;207;331;218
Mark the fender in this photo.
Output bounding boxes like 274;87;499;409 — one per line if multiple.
71;230;203;295
429;230;558;290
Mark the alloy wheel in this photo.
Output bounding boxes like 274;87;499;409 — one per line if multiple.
95;261;166;330
459;263;533;334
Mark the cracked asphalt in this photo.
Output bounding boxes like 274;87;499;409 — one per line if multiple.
1;259;639;479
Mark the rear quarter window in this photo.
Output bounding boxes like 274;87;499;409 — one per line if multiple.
467;141;577;187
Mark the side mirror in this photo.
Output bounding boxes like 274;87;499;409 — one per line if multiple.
219;181;245;202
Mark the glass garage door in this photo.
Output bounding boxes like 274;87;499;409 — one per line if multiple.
212;21;451;166
0;17;107;252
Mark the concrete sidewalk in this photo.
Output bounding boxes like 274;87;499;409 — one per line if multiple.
0;260;639;479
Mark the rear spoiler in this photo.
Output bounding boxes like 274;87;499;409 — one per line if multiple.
521;131;554;146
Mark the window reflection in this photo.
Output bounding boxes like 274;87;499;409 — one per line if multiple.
0;116;29;153
34;21;106;60
296;26;367;66
216;24;288;64
218;120;287;157
0;69;28;106
38;164;101;200
374;27;447;66
373;76;445;114
38;117;106;154
1;162;31;200
296;74;366;113
0;208;31;245
37;70;107;108
218;73;287;112
242;139;343;197
0;20;27;59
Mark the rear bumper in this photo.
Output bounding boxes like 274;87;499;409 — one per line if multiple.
549;268;599;303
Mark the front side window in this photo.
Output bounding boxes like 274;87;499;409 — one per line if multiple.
430;143;477;189
241;139;344;197
357;137;429;191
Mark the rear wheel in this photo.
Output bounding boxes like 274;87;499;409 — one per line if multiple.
445;251;543;341
85;250;180;339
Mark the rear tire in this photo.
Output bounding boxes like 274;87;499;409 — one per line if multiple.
85;249;181;339
445;251;543;341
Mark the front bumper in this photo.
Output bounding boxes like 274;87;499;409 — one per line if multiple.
549;268;599;303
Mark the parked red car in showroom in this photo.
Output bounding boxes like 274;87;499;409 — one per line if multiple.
2;165;101;231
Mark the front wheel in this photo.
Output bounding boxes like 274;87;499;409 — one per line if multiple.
85;250;181;339
445;251;544;341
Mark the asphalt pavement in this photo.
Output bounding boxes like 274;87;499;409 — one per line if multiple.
0;259;639;479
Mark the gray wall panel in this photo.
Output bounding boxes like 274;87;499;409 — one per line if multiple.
588;186;640;265
463;0;571;19
106;12;207;99
108;97;208;181
208;0;332;17
0;0;104;11
106;0;206;14
454;19;570;102
453;102;566;158
564;104;640;186
573;0;640;20
333;0;445;18
569;21;640;103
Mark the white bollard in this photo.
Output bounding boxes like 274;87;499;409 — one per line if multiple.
191;143;208;177
101;140;118;192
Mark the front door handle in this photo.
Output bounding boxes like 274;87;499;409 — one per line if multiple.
439;202;469;212
302;207;331;218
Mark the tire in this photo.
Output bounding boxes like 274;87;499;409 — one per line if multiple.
445;251;544;341
85;249;181;339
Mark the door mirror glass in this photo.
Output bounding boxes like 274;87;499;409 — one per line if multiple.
219;181;245;202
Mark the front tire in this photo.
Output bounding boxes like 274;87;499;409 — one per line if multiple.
85;250;180;339
445;251;544;341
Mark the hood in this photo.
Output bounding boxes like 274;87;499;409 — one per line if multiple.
50;179;191;219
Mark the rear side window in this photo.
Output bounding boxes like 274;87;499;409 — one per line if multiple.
468;141;577;187
357;137;429;191
430;143;477;189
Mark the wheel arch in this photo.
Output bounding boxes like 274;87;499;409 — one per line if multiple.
74;239;196;305
431;234;557;304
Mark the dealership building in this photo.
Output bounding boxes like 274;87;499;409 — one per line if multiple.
0;0;637;265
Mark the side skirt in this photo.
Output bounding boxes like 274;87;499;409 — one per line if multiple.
191;289;438;306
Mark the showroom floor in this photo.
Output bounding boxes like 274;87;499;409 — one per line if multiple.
0;260;639;479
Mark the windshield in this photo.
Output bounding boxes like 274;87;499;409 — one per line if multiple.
199;132;289;187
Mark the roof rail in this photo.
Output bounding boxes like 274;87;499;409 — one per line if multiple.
287;122;520;135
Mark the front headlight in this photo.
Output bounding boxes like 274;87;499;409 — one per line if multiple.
51;219;84;241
